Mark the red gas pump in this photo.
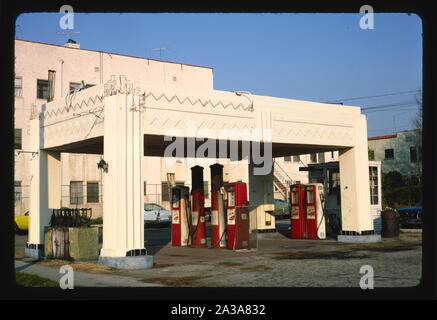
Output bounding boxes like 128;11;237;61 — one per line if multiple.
171;186;191;246
290;184;306;239
290;183;326;240
190;166;207;248
210;164;227;248
226;182;249;250
304;184;318;240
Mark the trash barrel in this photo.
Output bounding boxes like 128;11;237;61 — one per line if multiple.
381;209;400;238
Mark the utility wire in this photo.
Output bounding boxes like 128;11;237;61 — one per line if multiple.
324;89;421;103
362;102;418;113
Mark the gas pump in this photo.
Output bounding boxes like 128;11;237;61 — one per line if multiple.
290;184;306;239
171;185;191;246
190;166;207;248
210;164;227;248
226;182;249;250
289;183;326;240
307;183;326;239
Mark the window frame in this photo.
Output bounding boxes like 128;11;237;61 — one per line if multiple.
15;77;22;97
86;182;99;203
369;166;379;205
70;181;83;205
14;128;22;150
384;148;394;160
36;79;49;100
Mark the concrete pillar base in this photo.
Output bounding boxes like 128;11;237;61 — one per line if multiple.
337;234;381;243
98;255;154;270
25;244;44;260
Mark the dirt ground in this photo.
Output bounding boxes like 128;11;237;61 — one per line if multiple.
15;227;422;288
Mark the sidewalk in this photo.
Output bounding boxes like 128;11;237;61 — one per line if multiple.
15;260;165;288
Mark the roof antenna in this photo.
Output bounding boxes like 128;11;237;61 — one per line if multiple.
151;47;166;60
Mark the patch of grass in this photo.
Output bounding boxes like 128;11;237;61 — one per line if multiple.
37;259;123;274
15;272;59;287
144;275;209;287
217;261;244;267
240;265;272;272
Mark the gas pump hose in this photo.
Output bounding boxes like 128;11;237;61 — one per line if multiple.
211;194;228;249
316;192;327;239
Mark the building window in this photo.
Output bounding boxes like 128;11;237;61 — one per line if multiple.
292;155;300;162
144;181;147;195
331;151;335;159
15;77;22;97
161;182;170;202
14;181;22;202
310;153;317;163
70;181;83;205
284;156;291;162
410;147;418;162
384;148;394;159
86;182;99;203
368;149;375;161
317;152;325;163
369;166;378;205
14;128;22;150
37;79;49;99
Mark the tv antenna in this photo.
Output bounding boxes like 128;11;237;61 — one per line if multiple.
151;47;166;60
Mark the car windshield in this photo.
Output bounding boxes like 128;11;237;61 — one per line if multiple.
144;203;164;211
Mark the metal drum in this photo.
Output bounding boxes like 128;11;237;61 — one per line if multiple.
381;209;400;238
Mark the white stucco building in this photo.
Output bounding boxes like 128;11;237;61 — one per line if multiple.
14;39;341;218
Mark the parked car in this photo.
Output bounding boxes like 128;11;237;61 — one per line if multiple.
144;203;172;226
15;211;29;233
274;199;290;220
397;203;423;229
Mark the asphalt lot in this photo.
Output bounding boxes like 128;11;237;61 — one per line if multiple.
14;219;423;288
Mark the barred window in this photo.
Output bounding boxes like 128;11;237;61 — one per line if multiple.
87;182;99;203
70;181;83;205
284;156;291;162
293;155;300;162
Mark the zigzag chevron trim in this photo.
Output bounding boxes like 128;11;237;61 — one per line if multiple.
43;95;104;118
145;92;251;111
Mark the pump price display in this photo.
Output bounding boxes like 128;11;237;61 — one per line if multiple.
170;304;266;317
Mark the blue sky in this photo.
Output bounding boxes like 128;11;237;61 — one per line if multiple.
15;12;422;137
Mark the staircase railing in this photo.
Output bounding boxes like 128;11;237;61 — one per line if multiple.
273;159;293;201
